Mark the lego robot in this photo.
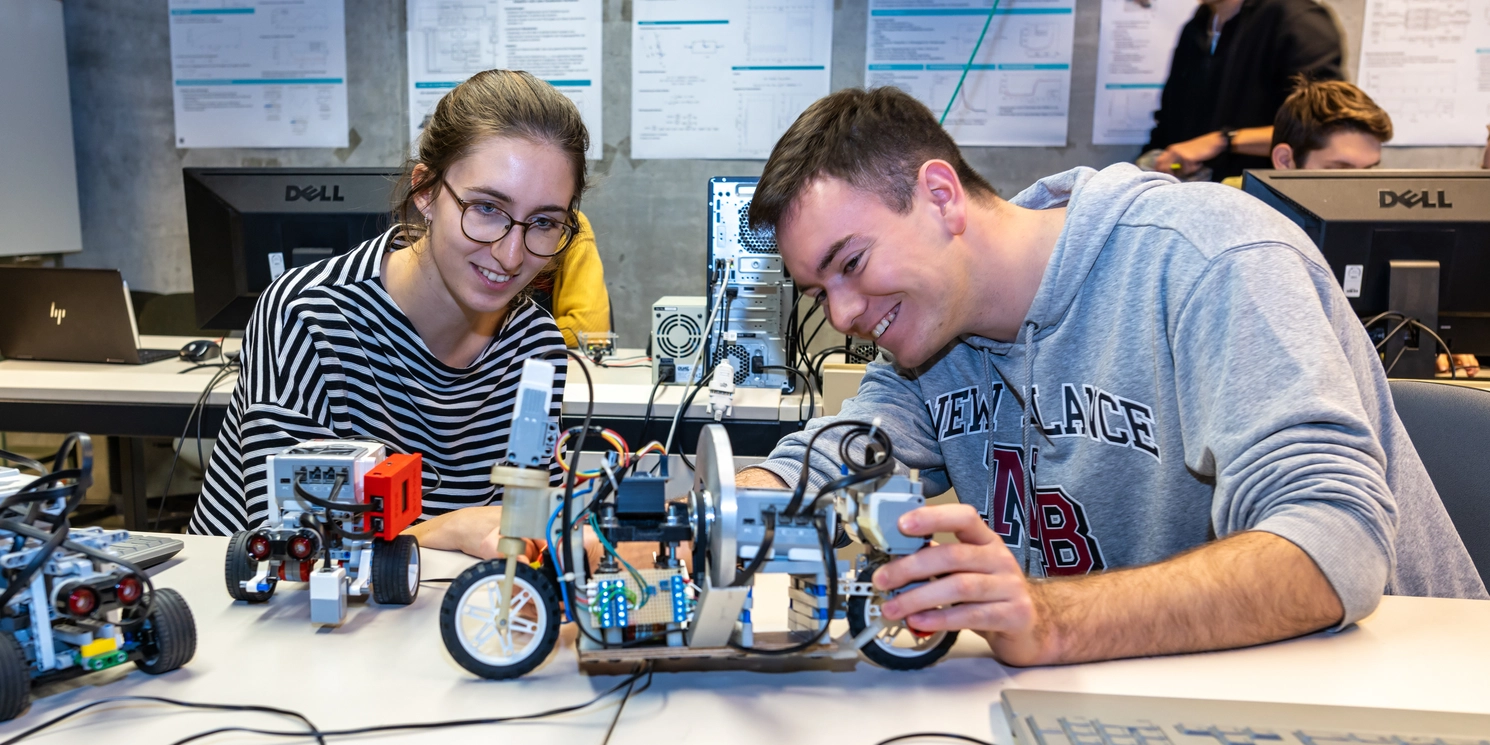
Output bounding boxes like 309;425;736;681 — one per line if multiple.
224;440;424;626
438;359;957;679
0;434;197;721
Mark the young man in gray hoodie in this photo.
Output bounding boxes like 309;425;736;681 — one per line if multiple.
737;86;1486;667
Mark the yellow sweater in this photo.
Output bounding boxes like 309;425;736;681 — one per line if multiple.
550;211;611;347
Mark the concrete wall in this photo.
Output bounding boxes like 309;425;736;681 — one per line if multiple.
60;0;1485;346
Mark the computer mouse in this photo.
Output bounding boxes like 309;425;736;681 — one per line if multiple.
179;339;221;363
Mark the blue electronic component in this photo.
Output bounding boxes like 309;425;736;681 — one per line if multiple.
668;575;688;624
596;579;629;629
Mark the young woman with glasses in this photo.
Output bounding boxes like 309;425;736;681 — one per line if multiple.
189;70;585;560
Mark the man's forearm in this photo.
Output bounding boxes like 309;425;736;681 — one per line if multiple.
1019;531;1344;665
1231;126;1273;157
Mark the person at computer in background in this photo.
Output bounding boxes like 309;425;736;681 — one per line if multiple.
531;210;612;348
734;86;1486;667
1142;0;1343;182
188;70;580;559
1263;78;1479;377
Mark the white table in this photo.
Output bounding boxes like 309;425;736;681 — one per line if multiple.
8;534;1488;744
0;343;809;529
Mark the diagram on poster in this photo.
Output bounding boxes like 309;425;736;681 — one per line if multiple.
1091;0;1192;145
865;0;1075;147
1358;0;1490;146
406;0;602;159
632;0;833;160
168;0;349;148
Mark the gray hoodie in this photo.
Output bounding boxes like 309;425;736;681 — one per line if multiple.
757;163;1487;626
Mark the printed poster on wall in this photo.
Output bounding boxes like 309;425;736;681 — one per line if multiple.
1091;0;1192;145
865;0;1076;147
168;0;349;148
406;0;603;159
631;0;834;160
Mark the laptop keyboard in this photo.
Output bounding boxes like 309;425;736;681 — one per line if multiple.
1027;717;1490;745
105;534;185;570
137;348;178;363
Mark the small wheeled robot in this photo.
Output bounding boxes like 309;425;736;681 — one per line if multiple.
0;433;197;721
225;440;424;626
438;359;957;679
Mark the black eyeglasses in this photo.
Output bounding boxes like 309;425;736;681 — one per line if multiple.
437;176;578;258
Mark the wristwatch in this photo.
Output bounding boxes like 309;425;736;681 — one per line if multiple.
1221;129;1239;154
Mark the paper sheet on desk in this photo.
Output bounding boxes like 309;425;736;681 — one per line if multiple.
1091;0;1191;145
167;0;349;149
630;0;834;160
406;0;602;160
1359;0;1490;146
865;0;1076;147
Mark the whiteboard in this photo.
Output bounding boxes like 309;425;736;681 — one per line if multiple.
0;0;83;257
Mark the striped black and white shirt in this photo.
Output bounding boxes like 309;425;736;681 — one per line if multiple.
188;227;567;536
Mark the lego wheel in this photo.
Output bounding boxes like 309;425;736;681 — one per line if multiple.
133;588;198;674
225;530;276;602
440;560;559;679
0;634;28;721
372;534;420;605
846;566;958;671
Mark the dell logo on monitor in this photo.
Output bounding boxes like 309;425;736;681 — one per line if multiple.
1378;189;1452;209
285;185;346;202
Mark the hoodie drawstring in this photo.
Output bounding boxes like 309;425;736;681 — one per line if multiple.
1021;320;1046;578
982;322;1048;579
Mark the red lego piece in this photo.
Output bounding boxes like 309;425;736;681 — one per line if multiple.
362;453;424;540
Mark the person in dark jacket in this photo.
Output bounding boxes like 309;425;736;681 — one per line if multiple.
1142;0;1343;182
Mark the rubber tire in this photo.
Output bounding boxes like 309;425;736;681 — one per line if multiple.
372;534;420;605
225;530;276;602
439;560;560;679
846;565;958;671
0;634;28;722
134;588;198;674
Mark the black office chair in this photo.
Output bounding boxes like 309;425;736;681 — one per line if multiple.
1389;380;1490;588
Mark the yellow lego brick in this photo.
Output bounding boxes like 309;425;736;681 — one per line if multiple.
79;636;117;658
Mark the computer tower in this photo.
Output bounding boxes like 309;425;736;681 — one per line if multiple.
651;296;707;385
706;177;795;390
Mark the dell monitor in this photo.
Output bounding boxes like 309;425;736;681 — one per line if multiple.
184;168;400;330
1242;169;1490;378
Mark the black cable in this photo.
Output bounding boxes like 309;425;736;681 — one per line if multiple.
0;695;324;745
874;734;996;745
0;448;48;476
1363;311;1462;379
804;311;830;352
806;345;849;389
782;420;894;518
638;376;665;446
146;667;649;745
728;511;776;588
763;364;815;423
728;512;837;655
155;359;239;530
599;664;653;745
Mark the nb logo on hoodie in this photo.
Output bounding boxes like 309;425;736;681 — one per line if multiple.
984;444;1106;575
927;384;1000;441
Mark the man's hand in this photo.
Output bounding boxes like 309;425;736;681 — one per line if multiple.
404;506;538;560
872;505;1346;667
1154;132;1227;177
871;503;1058;666
1437;353;1480;377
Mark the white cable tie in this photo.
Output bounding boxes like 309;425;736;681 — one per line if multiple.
559;572;576;582
868;416;882;441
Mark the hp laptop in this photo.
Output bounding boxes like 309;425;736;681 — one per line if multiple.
1002;690;1490;745
0;267;177;364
